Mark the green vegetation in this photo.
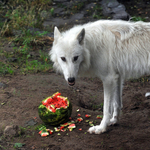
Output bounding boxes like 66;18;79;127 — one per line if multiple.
0;0;52;36
0;0;53;75
0;62;14;75
92;5;103;19
131;16;146;21
0;47;52;75
14;143;25;148
0;0;147;76
71;2;84;13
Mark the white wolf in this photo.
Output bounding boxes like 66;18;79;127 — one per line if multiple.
49;20;150;134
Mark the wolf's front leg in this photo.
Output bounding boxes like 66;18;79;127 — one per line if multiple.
88;78;114;134
88;74;121;134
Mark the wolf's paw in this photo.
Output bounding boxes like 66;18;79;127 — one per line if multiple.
109;117;118;126
88;125;107;134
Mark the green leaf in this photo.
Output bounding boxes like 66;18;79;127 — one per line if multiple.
14;143;25;148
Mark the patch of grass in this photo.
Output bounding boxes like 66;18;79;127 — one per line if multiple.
50;8;54;16
13;29;50;47
0;0;52;39
92;5;103;19
0;145;6;149
89;94;103;111
0;42;52;75
71;2;84;13
0;0;54;76
14;143;25;148
21;60;51;74
0;62;14;75
130;16;146;21
19;126;26;134
1;6;41;36
39;50;49;62
92;103;103;111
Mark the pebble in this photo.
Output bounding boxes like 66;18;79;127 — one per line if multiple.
24;119;37;127
101;0;129;20
4;125;21;137
0;82;7;89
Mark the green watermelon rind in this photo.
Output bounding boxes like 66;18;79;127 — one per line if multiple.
38;96;72;126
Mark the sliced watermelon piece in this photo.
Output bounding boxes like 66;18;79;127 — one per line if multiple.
85;114;91;118
60;126;65;131
47;129;53;135
39;128;53;137
54;127;60;132
89;121;94;127
68;123;76;131
77;114;81;117
77;117;83;122
39;129;49;137
38;92;72;126
76;109;80;112
60;122;71;127
96;115;103;119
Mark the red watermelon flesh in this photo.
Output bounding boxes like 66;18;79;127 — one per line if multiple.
42;93;68;113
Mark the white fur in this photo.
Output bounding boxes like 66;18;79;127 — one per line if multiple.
49;20;150;134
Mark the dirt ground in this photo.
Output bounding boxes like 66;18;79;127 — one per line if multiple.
1;0;150;150
1;72;150;150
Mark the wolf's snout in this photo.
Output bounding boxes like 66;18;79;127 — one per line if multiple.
68;77;75;86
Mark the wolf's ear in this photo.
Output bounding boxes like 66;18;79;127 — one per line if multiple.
77;28;85;45
54;26;61;43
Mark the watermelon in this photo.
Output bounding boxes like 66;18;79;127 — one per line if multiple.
38;92;72;126
68;123;76;131
39;129;53;137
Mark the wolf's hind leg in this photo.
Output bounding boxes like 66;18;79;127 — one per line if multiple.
109;76;124;125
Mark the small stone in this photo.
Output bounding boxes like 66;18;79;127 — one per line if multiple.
0;82;7;89
24;119;37;127
145;92;150;98
101;0;129;20
4;125;21;137
113;11;129;20
58;138;62;142
76;89;80;92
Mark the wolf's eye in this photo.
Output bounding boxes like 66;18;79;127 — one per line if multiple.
74;56;78;61
61;57;66;62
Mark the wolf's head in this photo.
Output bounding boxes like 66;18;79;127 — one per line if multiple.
50;27;90;86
